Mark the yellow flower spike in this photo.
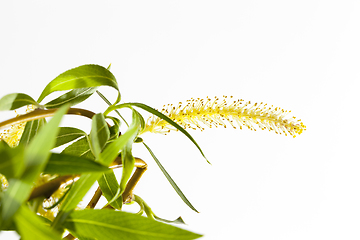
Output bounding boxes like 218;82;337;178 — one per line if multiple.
142;96;306;137
0;121;26;147
0;174;8;191
0;105;35;147
36;174;69;220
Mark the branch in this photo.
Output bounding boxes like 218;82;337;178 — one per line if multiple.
0;107;101;130
28;157;147;203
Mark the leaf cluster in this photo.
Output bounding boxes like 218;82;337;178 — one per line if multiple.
0;64;204;239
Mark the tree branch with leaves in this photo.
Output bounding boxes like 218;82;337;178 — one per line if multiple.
0;64;305;239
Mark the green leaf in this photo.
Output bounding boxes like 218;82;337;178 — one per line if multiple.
0;93;38;111
19;118;46;146
1;106;68;224
14;205;62;240
136;109;146;132
61;136;94;160
22;105;68;182
0;218;16;231
0;141;25;179
63;209;202;240
118;142;135;199
143;142;199;213
54;121;141;228
135;137;143;143
90;113;110;158
106;102;209;163
97;118;139;166
134;195;185;224
44;87;98;109
55;173;101;215
54;127;86;149
44;185;72;210
107;109;141;205
106;116;121;140
37;64;119;103
97;90;129;126
44;153;110;175
98;171;122;209
1;179;32;227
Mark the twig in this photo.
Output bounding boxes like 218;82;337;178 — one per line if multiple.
29;175;75;200
0;107;99;130
28;157;147;203
86;186;102;209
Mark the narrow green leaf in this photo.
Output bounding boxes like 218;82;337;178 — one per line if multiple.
143;142;199;213
37;64;119;103
0;93;38;111
90;113;110;158
63;209;202;240
0;141;25;179
134;195;185;224
44;153;110;175
19;118;46;146
54;127;86;149
118;142;135;197
97;119;139;166
135;137;143;143
14;205;62;240
44;184;72;210
54;122;141;228
56;173;101;214
1;106;68;224
107;110;141;205
22;105;68;182
106;116;121;140
44;87;98;109
61;136;94;160
154;216;185;225
138;110;146;132
97;90;129;127
106;102;209;163
1;179;32;226
0;218;16;231
98;171;122;209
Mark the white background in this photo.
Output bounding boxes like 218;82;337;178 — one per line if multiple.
1;1;360;239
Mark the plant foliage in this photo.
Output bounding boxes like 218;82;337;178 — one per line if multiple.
0;64;305;239
0;64;203;239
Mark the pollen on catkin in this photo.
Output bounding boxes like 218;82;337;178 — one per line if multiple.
0;105;35;147
142;96;306;138
36;174;69;221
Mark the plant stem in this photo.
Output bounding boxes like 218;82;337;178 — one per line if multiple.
29;175;75;200
0;108;99;130
63;233;76;240
122;160;147;203
28;157;147;203
86;186;102;209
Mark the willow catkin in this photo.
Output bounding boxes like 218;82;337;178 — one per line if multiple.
142;96;306;138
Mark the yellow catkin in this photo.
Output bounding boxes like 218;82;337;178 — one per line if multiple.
0;106;35;194
35;174;69;220
0;174;8;191
0;105;35;147
142;96;306;138
0;121;26;147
